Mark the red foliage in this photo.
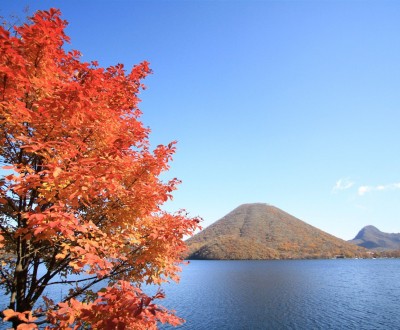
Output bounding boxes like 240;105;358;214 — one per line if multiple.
0;8;199;329
46;281;183;330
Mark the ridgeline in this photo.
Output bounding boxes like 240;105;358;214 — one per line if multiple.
349;225;400;250
186;203;366;260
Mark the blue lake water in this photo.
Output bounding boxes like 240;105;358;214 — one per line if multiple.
157;259;400;330
1;259;400;329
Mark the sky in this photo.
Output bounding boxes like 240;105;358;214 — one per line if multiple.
2;0;400;240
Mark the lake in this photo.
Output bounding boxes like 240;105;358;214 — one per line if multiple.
157;259;400;329
1;259;400;329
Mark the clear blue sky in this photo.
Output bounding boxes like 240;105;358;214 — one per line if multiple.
2;0;400;240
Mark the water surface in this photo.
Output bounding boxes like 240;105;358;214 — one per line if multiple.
1;259;399;329
157;259;400;329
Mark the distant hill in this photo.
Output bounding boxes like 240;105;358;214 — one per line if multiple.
186;203;366;260
349;225;400;250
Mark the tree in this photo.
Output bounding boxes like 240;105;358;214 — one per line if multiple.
0;8;200;329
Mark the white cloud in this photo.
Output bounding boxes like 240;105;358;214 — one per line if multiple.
358;186;372;196
358;182;400;196
332;178;354;193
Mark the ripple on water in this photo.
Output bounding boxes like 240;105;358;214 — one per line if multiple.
1;259;400;329
158;259;400;330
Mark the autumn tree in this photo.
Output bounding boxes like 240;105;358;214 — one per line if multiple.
0;8;199;329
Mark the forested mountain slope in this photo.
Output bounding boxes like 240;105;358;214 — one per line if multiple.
349;225;400;250
186;203;366;260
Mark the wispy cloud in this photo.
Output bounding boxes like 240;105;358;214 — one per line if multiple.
332;178;354;193
358;182;400;196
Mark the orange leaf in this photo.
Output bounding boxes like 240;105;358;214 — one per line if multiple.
53;167;62;177
17;323;38;330
3;309;18;321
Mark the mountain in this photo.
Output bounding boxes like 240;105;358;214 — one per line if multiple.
186;203;366;260
349;225;400;250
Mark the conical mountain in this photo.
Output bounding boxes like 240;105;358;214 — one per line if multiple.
349;225;400;250
186;203;366;260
